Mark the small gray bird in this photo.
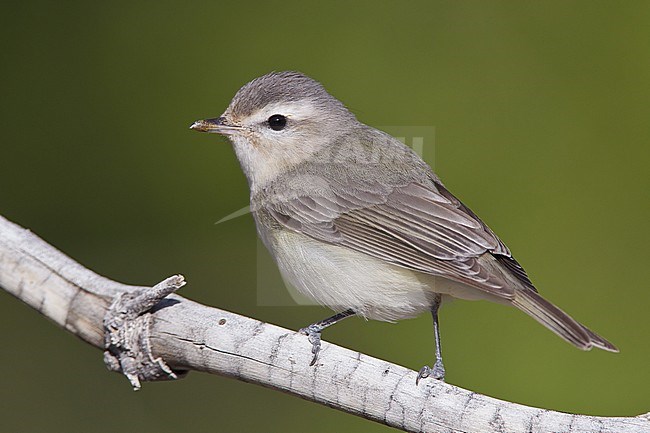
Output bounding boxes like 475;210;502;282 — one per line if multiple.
191;71;617;382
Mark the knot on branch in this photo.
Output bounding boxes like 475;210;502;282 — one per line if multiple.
103;274;186;390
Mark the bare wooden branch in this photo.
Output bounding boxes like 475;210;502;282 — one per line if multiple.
104;275;187;389
0;214;647;433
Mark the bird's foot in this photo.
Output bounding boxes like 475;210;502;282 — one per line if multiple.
416;359;445;385
299;324;323;366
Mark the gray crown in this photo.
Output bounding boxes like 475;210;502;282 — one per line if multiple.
228;71;350;118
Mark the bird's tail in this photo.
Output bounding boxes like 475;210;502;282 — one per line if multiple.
511;289;618;352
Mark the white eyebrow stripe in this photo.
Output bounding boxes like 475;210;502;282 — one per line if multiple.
249;101;321;124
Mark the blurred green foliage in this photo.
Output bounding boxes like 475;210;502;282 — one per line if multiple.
1;1;649;432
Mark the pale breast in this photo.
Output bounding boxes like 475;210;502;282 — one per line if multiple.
264;227;498;322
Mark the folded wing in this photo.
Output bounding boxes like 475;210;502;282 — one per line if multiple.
266;178;535;300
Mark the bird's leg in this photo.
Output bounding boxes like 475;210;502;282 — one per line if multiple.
299;309;355;366
416;294;445;384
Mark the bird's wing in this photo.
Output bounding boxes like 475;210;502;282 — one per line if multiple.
264;178;535;299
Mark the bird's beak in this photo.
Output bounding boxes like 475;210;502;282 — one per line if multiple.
189;117;242;135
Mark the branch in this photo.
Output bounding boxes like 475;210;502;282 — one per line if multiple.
0;214;647;433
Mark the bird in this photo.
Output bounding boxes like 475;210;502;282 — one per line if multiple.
190;71;618;383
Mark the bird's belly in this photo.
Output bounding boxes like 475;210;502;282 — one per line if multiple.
266;229;495;321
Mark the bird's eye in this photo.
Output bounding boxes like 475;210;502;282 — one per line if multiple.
267;114;287;131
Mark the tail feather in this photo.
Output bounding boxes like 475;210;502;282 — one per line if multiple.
511;290;618;353
582;326;619;352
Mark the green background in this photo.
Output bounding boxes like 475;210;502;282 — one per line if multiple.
1;1;649;431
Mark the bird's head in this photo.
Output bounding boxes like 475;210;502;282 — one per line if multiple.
191;71;358;188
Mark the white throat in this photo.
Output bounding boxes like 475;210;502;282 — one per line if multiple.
229;134;327;192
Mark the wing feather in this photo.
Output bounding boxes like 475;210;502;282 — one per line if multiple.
263;179;535;298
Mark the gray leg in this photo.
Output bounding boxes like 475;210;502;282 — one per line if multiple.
416;294;445;384
299;309;355;366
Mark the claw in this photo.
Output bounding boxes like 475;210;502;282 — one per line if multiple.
416;360;445;385
416;365;430;385
298;309;355;367
299;324;322;366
